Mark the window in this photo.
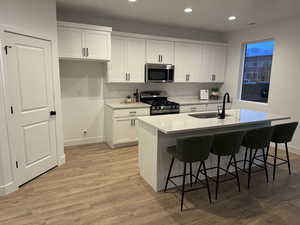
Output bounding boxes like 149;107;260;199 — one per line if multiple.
240;40;275;103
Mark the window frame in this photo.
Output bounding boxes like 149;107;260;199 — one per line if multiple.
238;38;275;105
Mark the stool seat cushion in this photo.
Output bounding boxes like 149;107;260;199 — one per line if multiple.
242;126;274;149
211;131;245;156
271;122;298;143
167;135;214;163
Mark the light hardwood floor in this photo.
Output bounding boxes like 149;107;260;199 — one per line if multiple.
1;143;300;225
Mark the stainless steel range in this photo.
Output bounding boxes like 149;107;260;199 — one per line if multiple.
140;91;180;115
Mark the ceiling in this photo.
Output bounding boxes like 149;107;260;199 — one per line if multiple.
57;0;300;32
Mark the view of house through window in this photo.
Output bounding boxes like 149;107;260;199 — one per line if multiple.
240;40;275;103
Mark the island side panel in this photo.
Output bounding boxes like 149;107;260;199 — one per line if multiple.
138;120;159;191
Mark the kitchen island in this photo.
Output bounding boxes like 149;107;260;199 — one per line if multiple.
137;109;290;192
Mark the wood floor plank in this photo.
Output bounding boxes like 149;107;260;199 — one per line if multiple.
1;144;300;225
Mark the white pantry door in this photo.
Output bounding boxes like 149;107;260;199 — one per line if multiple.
5;32;57;186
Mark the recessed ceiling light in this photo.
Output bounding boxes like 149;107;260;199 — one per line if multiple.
228;16;237;21
128;0;136;2
184;7;193;13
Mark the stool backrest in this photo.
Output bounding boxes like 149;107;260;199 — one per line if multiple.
211;131;245;156
176;135;214;162
271;122;298;143
243;126;274;149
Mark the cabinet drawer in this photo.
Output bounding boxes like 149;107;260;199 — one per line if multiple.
113;108;150;118
206;103;232;112
180;104;206;113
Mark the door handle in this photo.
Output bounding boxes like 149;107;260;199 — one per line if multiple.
86;48;89;57
50;111;56;116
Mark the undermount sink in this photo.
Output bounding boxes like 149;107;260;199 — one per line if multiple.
189;112;230;119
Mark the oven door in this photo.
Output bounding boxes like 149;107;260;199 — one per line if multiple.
145;64;174;83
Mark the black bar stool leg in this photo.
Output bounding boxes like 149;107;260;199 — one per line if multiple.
189;163;193;187
202;161;212;204
248;149;253;189
233;155;240;192
225;156;233;176
243;148;248;170
285;143;292;175
215;155;221;200
262;148;269;183
181;163;187;211
273;143;278;181
266;144;270;162
164;157;175;192
194;161;203;184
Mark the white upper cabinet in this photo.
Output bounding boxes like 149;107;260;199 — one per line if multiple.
201;45;227;82
58;27;84;59
108;36;145;83
57;22;112;61
146;40;174;64
84;30;111;61
174;42;203;82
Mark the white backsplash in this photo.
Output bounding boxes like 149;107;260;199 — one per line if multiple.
104;82;222;100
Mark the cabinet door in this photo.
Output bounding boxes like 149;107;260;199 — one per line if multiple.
126;37;146;83
174;42;202;82
84;30;111;61
109;36;127;82
58;27;84;59
114;118;137;145
212;46;226;82
180;104;206;113
202;45;226;82
146;40;174;64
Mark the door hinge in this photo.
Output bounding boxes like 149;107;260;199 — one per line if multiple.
16;161;19;168
10;106;14;114
4;45;12;55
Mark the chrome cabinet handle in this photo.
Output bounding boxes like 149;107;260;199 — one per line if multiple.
161;55;163;63
212;74;216;81
129;111;136;115
186;74;190;81
128;73;130;81
86;48;89;57
82;48;85;57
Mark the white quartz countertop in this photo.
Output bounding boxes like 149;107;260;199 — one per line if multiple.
105;100;150;109
169;97;224;105
138;109;290;134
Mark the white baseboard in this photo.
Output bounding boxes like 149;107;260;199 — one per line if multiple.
57;154;66;166
64;136;105;147
0;181;18;196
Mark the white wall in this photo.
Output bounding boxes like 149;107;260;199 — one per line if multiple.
60;60;105;146
0;0;64;195
223;17;300;153
59;60;222;146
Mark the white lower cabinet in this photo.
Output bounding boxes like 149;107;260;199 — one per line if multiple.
180;103;232;113
180;104;206;113
105;106;150;148
114;118;138;145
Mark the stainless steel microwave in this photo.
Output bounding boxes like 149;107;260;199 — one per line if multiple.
145;64;174;83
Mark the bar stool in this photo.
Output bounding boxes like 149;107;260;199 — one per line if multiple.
197;131;245;200
241;126;274;188
268;122;298;180
164;135;214;211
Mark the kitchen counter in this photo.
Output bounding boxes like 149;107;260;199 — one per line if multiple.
105;100;150;109
138;109;291;192
138;109;290;134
